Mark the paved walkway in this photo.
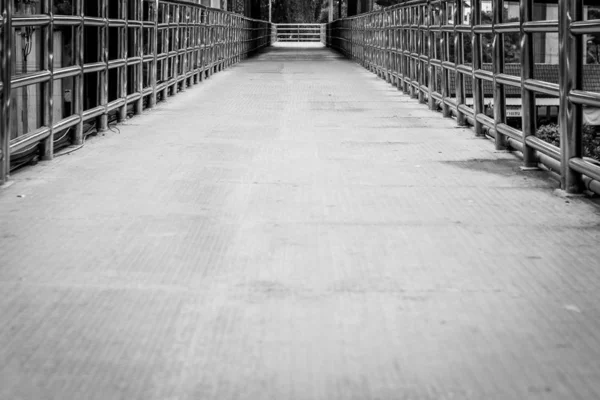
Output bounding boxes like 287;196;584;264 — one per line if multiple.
1;44;600;400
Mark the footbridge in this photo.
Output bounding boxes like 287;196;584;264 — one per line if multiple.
1;1;600;399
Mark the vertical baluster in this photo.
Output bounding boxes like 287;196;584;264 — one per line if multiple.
135;0;143;114
98;0;108;131
220;13;224;69
182;5;188;88
178;4;185;92
385;11;389;81
401;7;407;93
454;0;465;125
41;0;54;160
558;0;583;192
418;3;425;104
492;0;507;149
411;5;417;98
392;9;398;87
0;0;12;184
520;0;537;169
118;0;128;122
441;0;450;117
404;7;410;94
173;3;179;93
193;8;200;83
225;13;229;68
472;0;483;135
161;3;169;99
200;8;205;81
72;0;84;143
208;10;213;77
149;0;158;108
427;0;435;110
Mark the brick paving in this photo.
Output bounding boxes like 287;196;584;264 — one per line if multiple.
1;44;600;400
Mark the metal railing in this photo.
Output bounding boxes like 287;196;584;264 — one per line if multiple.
273;24;324;43
327;0;600;195
0;0;271;185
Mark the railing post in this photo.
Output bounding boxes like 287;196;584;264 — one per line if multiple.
440;0;450;117
149;0;159;108
134;0;144;115
454;0;466;126
558;0;584;193
0;0;12;185
392;10;398;86
492;0;507;150
401;7;407;93
118;0;128;122
98;0;109;132
162;4;171;96
519;0;537;169
410;6;416;98
199;8;205;79
73;0;84;144
427;0;435;110
471;0;484;136
417;3;425;103
40;0;55;161
173;3;180;91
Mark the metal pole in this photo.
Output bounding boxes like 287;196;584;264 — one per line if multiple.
134;0;144;115
454;0;465;126
73;0;84;144
558;0;584;193
471;0;483;135
98;0;108;131
118;0;128;122
269;0;271;23
440;0;450;117
329;0;333;23
41;0;54;160
520;0;537;168
427;0;434;110
1;0;13;184
492;0;506;150
400;7;407;92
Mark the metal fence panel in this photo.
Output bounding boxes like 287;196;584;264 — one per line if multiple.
0;0;271;184
274;24;323;43
327;0;600;195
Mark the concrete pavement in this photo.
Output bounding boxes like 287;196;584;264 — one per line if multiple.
1;43;600;400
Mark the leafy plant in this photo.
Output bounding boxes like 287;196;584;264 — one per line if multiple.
583;126;600;162
55;0;73;15
536;123;560;147
536;123;600;162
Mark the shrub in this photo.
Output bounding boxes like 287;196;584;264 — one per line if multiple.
536;123;560;147
584;127;600;162
55;0;72;15
536;123;600;162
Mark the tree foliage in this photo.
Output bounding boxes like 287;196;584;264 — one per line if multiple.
268;0;322;23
